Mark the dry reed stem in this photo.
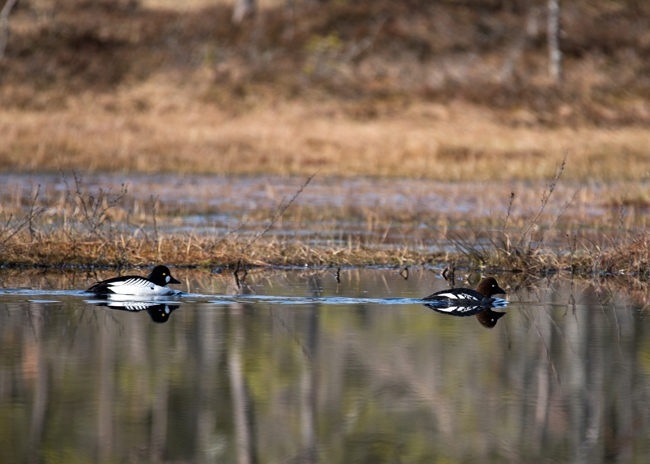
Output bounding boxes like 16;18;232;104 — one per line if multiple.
0;169;647;276
0;227;647;279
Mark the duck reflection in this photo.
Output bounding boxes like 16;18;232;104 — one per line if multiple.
422;276;508;328
475;307;506;328
422;301;507;328
90;298;180;323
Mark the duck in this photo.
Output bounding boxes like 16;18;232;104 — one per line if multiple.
423;277;506;308
87;265;181;296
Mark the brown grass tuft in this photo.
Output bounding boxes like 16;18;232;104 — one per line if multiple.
0;170;648;278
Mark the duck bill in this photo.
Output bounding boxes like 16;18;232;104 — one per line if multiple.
169;276;181;284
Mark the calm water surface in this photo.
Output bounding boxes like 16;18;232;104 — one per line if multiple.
0;268;649;463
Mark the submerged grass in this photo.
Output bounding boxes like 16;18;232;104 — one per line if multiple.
0;171;648;279
0;234;425;269
447;158;649;277
0;172;426;269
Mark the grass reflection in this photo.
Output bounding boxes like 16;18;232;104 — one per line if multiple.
0;271;648;462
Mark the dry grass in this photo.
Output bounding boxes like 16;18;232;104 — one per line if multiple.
0;221;647;279
0;234;426;269
1;97;649;180
1;0;649;180
0;172;427;268
0;172;648;278
446;160;650;276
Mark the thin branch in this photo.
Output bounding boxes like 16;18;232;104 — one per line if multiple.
150;195;159;246
0;0;19;61
0;213;29;246
70;171;128;243
244;172;316;251
517;154;566;248
27;184;44;242
503;191;515;232
0;183;44;247
548;187;580;230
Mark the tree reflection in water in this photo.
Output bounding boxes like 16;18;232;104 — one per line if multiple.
0;270;648;463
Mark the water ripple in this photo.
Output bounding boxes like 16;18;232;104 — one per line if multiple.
202;295;423;305
0;288;429;306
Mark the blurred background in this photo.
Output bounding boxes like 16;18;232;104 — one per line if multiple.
1;0;648;180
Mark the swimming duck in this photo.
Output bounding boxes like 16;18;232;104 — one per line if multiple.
423;277;506;308
87;265;181;296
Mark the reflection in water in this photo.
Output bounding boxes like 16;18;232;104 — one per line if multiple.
90;298;181;323
423;298;509;328
1;269;649;463
474;307;506;328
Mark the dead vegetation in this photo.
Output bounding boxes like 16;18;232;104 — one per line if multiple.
0;0;648;179
0;170;647;279
447;158;649;277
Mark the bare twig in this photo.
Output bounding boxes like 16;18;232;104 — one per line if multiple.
210;174;316;253
503;191;515;232
548;187;580;230
27;184;44;242
150;195;159;246
0;0;19;61
69;171;128;243
244;172;315;251
517;154;566;248
0;183;44;247
0;215;29;246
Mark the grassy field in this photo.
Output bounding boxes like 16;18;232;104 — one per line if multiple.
2;97;649;180
1;0;648;180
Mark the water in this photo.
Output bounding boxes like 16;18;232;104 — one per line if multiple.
0;267;648;463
